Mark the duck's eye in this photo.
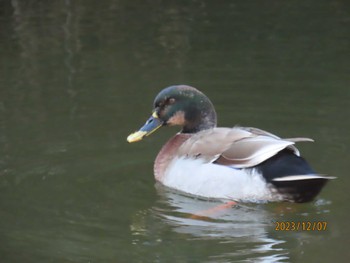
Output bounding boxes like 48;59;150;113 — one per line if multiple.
168;98;176;104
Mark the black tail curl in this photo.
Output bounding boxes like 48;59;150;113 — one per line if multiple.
257;149;330;203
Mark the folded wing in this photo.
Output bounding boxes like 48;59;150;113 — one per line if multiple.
177;127;313;168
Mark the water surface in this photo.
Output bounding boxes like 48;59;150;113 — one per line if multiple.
0;1;349;262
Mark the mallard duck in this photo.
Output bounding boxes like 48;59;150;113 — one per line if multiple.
127;85;334;203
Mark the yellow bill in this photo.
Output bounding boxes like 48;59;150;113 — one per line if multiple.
127;111;163;143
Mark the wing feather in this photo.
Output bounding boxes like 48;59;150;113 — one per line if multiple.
176;127;313;168
221;136;295;168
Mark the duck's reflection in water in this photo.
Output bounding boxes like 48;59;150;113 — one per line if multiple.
130;184;289;262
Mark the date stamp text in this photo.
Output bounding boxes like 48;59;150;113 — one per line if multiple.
274;221;328;231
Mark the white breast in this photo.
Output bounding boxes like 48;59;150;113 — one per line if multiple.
159;157;281;202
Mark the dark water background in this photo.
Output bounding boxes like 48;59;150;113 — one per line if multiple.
0;1;349;262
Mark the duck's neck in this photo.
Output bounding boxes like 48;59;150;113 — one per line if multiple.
182;102;217;134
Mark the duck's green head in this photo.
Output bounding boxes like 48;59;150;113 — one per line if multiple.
127;85;217;143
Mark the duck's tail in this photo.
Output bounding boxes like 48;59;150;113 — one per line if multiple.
272;175;335;203
257;149;335;203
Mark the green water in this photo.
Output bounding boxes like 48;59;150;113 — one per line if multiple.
0;1;349;262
